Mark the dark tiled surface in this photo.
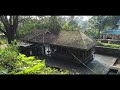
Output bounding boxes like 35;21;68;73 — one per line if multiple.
45;54;117;74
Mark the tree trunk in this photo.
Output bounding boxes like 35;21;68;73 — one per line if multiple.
98;29;101;39
0;16;18;44
7;26;15;44
7;36;12;44
7;33;15;44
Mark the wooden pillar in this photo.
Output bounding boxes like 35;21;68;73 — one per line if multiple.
42;46;45;55
77;50;79;58
83;51;85;59
60;46;62;54
84;51;86;59
29;50;32;55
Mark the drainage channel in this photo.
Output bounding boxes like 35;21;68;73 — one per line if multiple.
107;69;118;74
107;56;120;75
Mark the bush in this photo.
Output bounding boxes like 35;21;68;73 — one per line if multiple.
0;40;3;45
0;45;70;74
97;41;120;49
0;39;6;45
0;45;19;72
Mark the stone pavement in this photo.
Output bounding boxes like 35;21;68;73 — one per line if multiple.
45;54;117;74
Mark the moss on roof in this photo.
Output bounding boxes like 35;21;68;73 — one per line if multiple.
21;29;95;50
51;30;95;50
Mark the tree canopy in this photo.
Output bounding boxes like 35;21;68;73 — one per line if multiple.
87;16;120;38
0;16;18;44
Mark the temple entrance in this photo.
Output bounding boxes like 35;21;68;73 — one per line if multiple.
45;44;51;56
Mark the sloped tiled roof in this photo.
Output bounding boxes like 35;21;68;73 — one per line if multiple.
51;30;95;50
21;29;49;42
21;29;95;50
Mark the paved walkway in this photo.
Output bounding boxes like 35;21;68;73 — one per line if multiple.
45;54;117;74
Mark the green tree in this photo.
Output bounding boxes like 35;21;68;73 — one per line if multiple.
48;16;61;34
88;16;120;38
89;16;105;38
17;16;60;38
103;16;120;29
62;16;80;30
0;16;18;44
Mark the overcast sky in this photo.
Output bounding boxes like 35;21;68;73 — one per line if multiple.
29;16;92;21
83;16;92;21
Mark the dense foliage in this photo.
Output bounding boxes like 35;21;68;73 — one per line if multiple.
0;45;70;74
0;40;4;45
17;16;85;38
84;29;98;38
88;16;120;38
0;38;7;45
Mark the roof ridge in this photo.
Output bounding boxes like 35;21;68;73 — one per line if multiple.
78;30;87;49
29;30;49;42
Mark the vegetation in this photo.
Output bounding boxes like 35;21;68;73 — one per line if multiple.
88;16;106;38
0;44;70;74
0;40;4;45
1;16;120;43
48;16;61;34
0;16;18;44
84;29;98;38
87;16;120;38
17;16;53;38
97;41;120;49
61;16;81;31
1;15;120;74
17;16;63;37
0;38;7;45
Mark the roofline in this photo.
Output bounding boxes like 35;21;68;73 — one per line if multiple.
23;40;95;51
50;44;95;51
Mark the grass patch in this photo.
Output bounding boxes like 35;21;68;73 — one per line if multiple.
97;41;120;49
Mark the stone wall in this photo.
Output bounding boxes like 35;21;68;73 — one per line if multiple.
97;39;120;44
95;46;120;57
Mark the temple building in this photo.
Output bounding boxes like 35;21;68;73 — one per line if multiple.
20;29;95;64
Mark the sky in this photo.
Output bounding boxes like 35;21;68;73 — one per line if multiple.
29;16;92;21
83;16;92;21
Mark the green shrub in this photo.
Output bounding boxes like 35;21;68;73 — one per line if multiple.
0;38;7;45
0;40;3;45
0;45;70;74
14;53;69;74
0;45;19;72
97;41;120;49
0;39;7;45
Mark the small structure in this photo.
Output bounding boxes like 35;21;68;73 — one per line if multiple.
101;20;120;40
21;29;96;63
